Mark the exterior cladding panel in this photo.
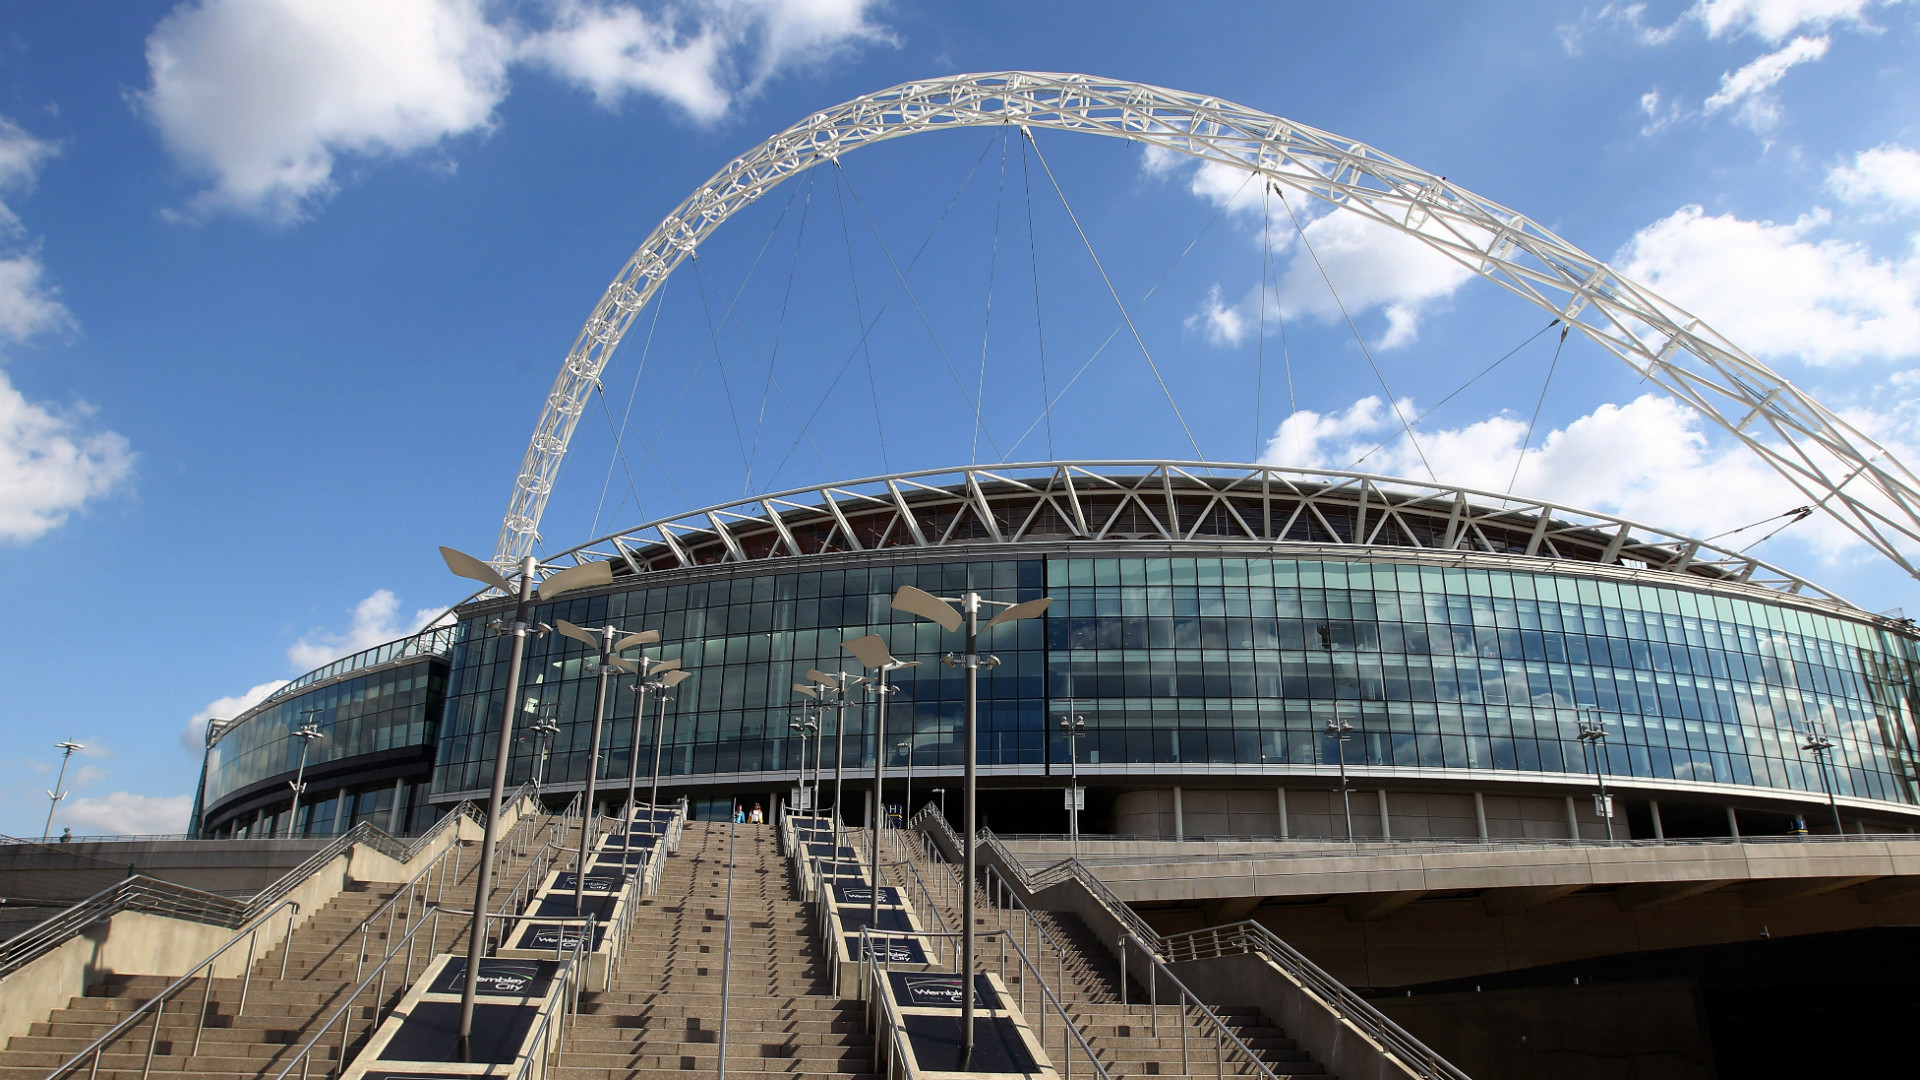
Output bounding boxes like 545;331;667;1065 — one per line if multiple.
427;545;1920;824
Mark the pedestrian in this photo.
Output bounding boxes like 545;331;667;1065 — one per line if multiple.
749;803;764;824
733;804;746;824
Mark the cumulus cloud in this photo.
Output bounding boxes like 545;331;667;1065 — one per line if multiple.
1702;34;1829;133
140;0;888;221
62;792;194;836
0;381;135;543
0;117;59;233
287;589;446;671
1616;203;1920;365
182;680;290;753
1827;144;1920;213
1259;392;1883;562
1692;0;1883;41
1150;154;1477;351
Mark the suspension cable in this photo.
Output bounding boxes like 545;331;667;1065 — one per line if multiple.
1345;318;1561;472
589;272;668;538
745;170;817;495
1507;324;1570;495
761;135;1002;489
832;160;890;472
973;130;1010;465
1018;129;1054;459
1737;507;1815;552
1275;187;1434;481
1024;128;1204;460
1000;163;1258;461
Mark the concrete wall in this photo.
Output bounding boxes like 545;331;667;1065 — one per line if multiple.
1171;952;1427;1080
1372;981;1716;1080
1111;788;1624;841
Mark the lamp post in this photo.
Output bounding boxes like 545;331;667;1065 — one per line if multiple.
1801;725;1845;835
284;713;325;838
43;740;85;842
643;671;692;834
933;787;947;820
845;633;920;936
890;584;1051;1068
1323;710;1354;842
895;739;914;822
439;546;611;1059
1576;706;1613;841
789;716;818;811
525;706;561;793
553;620;658;912
1059;704;1087;853
803;669;866;872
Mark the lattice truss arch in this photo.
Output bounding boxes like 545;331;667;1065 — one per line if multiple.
530;462;1851;608
499;71;1920;581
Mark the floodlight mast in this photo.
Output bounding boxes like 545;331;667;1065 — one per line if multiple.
43;740;85;842
891;585;1050;1068
556;620;659;915
438;545;610;1059
844;634;919;935
1576;706;1614;841
283;713;325;839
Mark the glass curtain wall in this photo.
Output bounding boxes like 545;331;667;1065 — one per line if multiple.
430;554;1920;807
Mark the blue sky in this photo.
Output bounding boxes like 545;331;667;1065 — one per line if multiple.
2;0;1918;836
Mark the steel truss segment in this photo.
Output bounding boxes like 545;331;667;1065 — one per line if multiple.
496;72;1920;580
488;462;1865;614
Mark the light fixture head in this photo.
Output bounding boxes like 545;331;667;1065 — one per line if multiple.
892;586;962;632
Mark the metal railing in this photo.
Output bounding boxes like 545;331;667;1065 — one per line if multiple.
46;898;303;1080
1161;920;1472;1080
998;830;1920;851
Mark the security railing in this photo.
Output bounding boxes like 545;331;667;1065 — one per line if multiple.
1161;920;1472;1080
45;898;303;1080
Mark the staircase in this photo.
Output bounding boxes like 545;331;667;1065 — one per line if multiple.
558;821;876;1080
884;830;1331;1079
0;818;576;1080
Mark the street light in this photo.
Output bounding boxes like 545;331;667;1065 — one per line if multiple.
439;545;611;1059
43;740;85;842
933;787;947;820
1801;725;1845;835
792;683;833;815
640;668;693;835
1058;703;1087;853
553;619;659;914
804;667;866;867
788;716;819;812
890;584;1050;1068
895;739;914;823
284;713;325;839
1575;706;1613;841
1323;710;1354;842
524;705;562;793
844;632;920;934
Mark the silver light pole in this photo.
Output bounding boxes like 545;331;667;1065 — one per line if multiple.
896;739;914;822
439;545;610;1059
1576;706;1613;841
525;707;561;794
892;584;1050;1069
43;740;85;842
283;714;325;838
1324;711;1354;842
645;670;692;833
1802;726;1845;834
845;634;920;936
788;716;818;812
807;669;867;888
555;620;658;911
1059;704;1086;854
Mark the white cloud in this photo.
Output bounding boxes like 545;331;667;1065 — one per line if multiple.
1702;34;1829;133
1638;88;1687;135
287;589;445;671
0;250;70;341
140;0;888;221
1617;203;1920;365
1259;392;1876;561
0;117;59;232
182;680;290;753
61;792;194;836
141;0;513;222
1692;0;1881;41
0;373;135;543
523;0;887;123
1827;144;1920;213
1150;155;1478;351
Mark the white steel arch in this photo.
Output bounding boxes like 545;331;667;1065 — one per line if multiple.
498;71;1920;582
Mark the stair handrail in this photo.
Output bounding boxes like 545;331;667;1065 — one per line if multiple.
0;783;537;979
43;897;303;1080
267;906;449;1080
1160;920;1472;1080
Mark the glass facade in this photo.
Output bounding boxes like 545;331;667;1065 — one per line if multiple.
430;554;1920;809
199;658;448;834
